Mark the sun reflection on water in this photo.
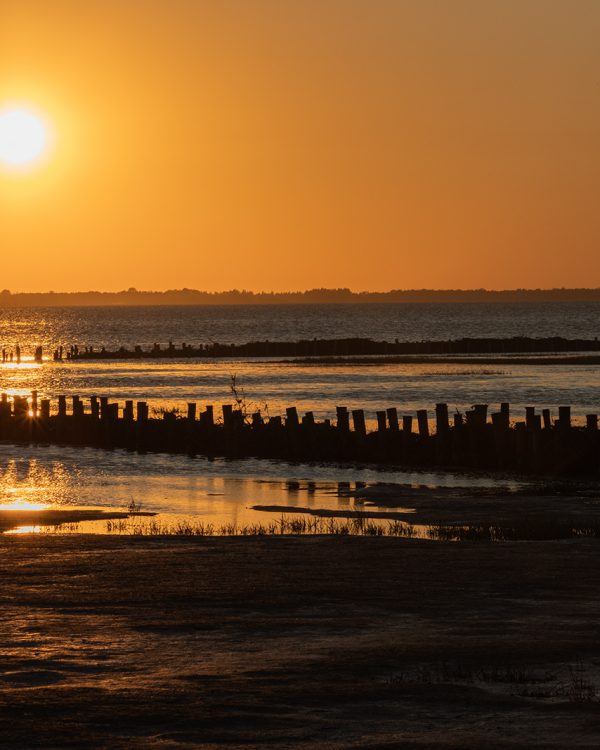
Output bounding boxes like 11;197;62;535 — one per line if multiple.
0;457;73;510
1;499;49;511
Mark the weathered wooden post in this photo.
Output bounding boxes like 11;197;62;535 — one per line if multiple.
435;403;449;433
40;399;50;420
500;402;510;429
91;396;100;420
558;406;571;430
542;408;551;430
352;409;366;437
201;405;214;428
336;406;350;432
473;404;488;427
136;402;148;421
100;397;109;420
491;411;508;467
515;422;527;468
186;403;196;422
417;409;429;438
58;395;67;418
286;407;300;429
222;404;233;429
385;407;399;432
525;407;536;430
376;411;387;432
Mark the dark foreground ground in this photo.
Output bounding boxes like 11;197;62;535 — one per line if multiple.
1;535;600;749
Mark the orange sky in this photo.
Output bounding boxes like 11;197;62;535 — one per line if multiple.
1;0;599;292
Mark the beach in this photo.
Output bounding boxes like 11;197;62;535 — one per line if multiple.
2;533;600;748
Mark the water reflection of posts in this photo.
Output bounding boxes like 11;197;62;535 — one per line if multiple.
337;481;350;506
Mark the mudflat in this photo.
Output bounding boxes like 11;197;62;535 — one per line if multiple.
1;534;600;748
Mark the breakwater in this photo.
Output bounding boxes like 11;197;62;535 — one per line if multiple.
1;393;598;475
48;336;600;361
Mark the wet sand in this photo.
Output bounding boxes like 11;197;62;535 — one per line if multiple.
1;534;600;748
0;509;155;533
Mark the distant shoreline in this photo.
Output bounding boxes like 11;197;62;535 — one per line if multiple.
2;287;600;307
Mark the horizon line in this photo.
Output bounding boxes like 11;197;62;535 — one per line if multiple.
1;287;600;307
2;286;600;296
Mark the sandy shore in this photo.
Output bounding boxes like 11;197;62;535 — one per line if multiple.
1;534;600;748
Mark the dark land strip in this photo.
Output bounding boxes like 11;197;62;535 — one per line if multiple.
1;535;600;748
49;336;600;361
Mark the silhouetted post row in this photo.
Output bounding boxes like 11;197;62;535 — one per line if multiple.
0;392;598;475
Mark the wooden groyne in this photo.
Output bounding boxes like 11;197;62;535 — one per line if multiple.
49;336;600;361
1;393;599;475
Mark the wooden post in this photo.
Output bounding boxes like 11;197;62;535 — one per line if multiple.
40;399;50;420
558;406;571;430
500;402;510;429
417;409;429;438
453;412;463;428
586;414;598;430
435;403;449;433
58;396;67;418
351;409;366;437
402;415;413;434
525;407;536;430
336;406;349;431
376;411;387;431
91;396;100;419
302;411;315;427
386;407;399;431
186;403;196;422
252;412;264;427
202;405;214;427
222;404;233;428
515;422;527;467
136;402;148;421
542;408;551;430
100;397;109;420
286;407;299;429
473;404;488;427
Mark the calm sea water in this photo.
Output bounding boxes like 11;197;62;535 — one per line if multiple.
0;303;598;529
1;302;600;349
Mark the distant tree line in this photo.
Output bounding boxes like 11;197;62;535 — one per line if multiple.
1;287;600;307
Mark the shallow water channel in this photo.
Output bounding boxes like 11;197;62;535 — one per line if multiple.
0;442;540;535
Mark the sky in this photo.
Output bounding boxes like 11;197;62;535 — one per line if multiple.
1;0;599;293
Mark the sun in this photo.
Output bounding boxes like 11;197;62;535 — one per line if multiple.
0;108;49;168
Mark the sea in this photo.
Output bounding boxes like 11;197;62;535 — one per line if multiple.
1;302;599;531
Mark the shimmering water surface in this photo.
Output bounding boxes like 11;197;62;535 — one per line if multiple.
0;303;599;531
0;444;527;533
1;302;600;350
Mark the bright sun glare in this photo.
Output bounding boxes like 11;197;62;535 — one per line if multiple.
0;108;49;168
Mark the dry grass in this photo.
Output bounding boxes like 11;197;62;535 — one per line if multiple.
102;514;600;540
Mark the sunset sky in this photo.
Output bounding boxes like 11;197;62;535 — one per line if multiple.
1;0;599;293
